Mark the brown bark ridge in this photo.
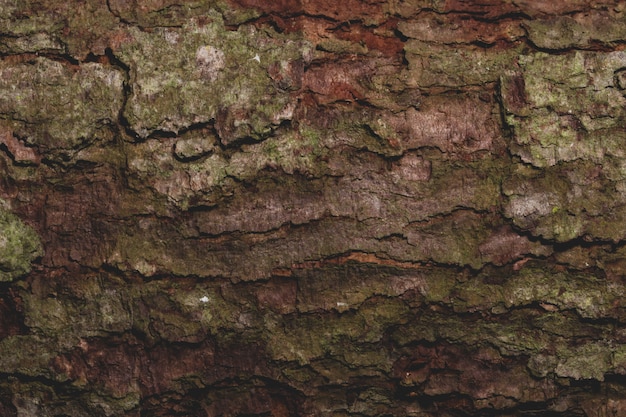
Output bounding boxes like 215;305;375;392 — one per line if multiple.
1;0;626;416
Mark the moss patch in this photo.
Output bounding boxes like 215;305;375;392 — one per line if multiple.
116;11;309;143
0;204;42;282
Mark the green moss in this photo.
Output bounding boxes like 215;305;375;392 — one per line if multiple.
0;58;124;156
555;342;613;381
108;0;217;28
357;297;411;340
117;11;308;142
266;297;408;366
503;156;626;242
502;51;626;170
0;32;64;54
390;310;551;354
453;283;503;313
404;41;523;88
20;274;132;338
0;205;42;282
404;211;495;269
125;139;229;209
0;0;124;57
502;267;616;318
524;16;626;50
547;210;585;242
527;353;559;378
218;1;262;26
0;335;57;376
421;270;457;303
0;1;65;41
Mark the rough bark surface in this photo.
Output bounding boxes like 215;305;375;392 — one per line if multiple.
2;0;626;416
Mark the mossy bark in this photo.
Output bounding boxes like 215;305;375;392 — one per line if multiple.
1;1;626;416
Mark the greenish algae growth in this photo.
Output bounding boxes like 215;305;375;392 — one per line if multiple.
502;268;616;318
0;0;120;57
403;41;523;88
524;15;626;50
108;0;217;28
502;51;626;168
0;0;62;36
125;138;230;210
0;204;42;282
391;309;552;356
0;58;124;155
20;274;131;336
0;1;65;50
266;297;408;366
357;297;411;340
555;342;613;381
228;124;329;179
117;10;309;141
0;335;57;376
404;212;503;270
527;353;560;378
503;157;626;241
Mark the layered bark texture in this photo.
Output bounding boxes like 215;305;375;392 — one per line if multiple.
3;0;626;416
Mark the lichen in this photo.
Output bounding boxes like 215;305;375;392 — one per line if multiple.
0;204;42;282
499;50;626;243
116;11;309;143
554;342;613;381
0;58;124;156
501;51;626;169
524;13;626;50
403;40;523;88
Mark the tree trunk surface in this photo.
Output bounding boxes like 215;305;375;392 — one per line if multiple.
1;1;626;416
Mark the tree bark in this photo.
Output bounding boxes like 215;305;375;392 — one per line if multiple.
1;0;626;416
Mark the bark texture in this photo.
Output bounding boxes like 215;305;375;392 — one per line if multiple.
1;0;626;416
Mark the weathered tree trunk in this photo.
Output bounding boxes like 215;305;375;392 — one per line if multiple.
1;0;626;415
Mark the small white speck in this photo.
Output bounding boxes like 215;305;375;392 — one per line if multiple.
336;302;348;307
199;296;209;303
252;54;261;63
